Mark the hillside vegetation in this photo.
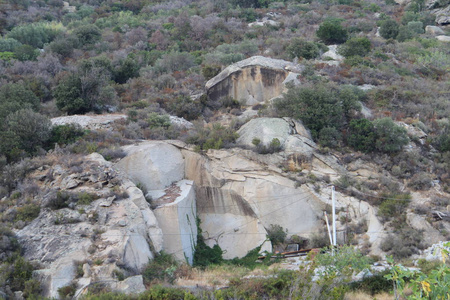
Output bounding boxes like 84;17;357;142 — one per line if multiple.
0;0;449;298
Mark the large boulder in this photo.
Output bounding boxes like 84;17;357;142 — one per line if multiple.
425;25;445;35
205;56;301;105
237;117;315;156
115;141;185;191
51;114;127;130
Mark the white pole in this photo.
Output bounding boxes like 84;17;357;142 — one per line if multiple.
324;212;333;246
332;185;337;247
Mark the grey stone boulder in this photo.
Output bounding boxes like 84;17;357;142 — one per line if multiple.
115;141;185;191
205;56;301;105
237;118;315;155
436;35;450;42
425;25;445;35
433;5;450;25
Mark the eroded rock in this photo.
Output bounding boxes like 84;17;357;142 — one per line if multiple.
205;56;301;105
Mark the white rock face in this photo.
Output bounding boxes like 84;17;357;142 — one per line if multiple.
321;45;344;61
436;35;450;42
182;149;327;258
116;141;185;191
51;114;126;130
153;180;198;264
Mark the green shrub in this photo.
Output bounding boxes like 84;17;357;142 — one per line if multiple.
0;84;39;123
1;109;52;155
58;282;77;299
7;22;62;48
47;191;72;210
349;270;392;295
373;118;409;153
0;38;22;52
72;24;101;46
347;118;376;152
316;19;348;44
147;113;171;129
286;38;323;60
378;193;410;221
379;19;399;39
193;218;223;267
138;285;196;300
275;84;361;141
338;37;371;57
15;203;40;222
13;44;39;61
202;64;221;80
142;252;178;284
48;124;85;147
267;224;287;246
0;256;35;291
186;123;238;151
319;127;341;148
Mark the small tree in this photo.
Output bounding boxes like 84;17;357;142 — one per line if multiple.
267;224;287;246
316;19;348;44
373;118;409;153
0;83;39;122
286;38;322;60
338;37;371;58
380;19;399;39
347;118;376;152
4;109;51;154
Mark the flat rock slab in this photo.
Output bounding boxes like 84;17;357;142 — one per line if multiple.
51;114;127;130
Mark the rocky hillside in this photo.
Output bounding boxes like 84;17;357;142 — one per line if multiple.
0;0;449;298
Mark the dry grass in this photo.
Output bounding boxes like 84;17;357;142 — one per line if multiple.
175;265;261;288
344;291;394;300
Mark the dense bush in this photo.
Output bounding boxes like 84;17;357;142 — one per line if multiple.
379;19;399;39
266;224;287;246
316;19;348;44
142;252;178;284
186;123;238;151
338;37;371;58
347;118;376;152
0;84;39;123
72;24;101;46
7;22;62;48
2;109;52;154
48;124;85;147
274;84;361;142
372;118;409;153
286;38;324;60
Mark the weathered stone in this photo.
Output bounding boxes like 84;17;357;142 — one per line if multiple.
205;56;300;105
425;25;445;35
436;35;450;42
51;114;126;130
153;180;197;264
115;141;185;191
321;45;344;61
237;117;315;156
433;5;450;25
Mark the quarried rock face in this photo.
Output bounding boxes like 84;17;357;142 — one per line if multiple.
152;180;198;264
205;56;300;105
116;141;185;191
182;149;325;258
